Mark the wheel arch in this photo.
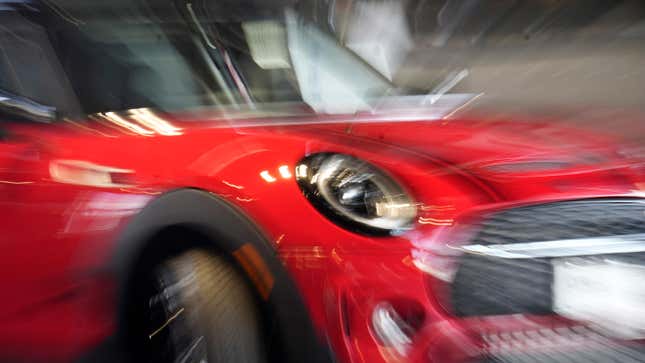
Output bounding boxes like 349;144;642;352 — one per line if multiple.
110;188;333;363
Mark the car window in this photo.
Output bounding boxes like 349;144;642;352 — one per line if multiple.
191;4;394;112
0;1;239;118
284;9;393;113
212;18;304;104
0;8;82;119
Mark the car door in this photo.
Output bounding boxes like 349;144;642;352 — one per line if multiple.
0;5;93;355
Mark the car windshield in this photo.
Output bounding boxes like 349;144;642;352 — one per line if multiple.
0;0;413;119
1;1;644;124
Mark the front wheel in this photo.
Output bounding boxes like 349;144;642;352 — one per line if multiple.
131;249;266;363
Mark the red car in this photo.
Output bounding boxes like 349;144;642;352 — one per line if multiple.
1;1;645;363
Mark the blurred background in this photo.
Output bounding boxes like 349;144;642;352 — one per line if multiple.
321;0;645;140
415;1;645;138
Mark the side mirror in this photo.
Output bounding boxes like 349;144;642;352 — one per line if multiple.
0;89;57;123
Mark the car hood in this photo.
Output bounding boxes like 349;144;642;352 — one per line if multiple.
285;117;619;174
12;105;635;191
174;105;634;184
255;112;643;201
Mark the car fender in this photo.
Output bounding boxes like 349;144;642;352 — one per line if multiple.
107;188;333;363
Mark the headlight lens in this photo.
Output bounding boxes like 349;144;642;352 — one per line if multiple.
296;153;417;235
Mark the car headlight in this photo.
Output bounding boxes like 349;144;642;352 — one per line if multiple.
295;153;417;235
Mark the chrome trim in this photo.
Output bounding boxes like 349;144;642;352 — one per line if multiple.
0;89;56;123
459;233;645;259
371;303;413;356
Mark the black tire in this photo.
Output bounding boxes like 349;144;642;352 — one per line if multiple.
131;249;265;363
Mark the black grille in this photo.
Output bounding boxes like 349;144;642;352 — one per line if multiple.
476;326;645;363
451;198;645;317
479;344;645;363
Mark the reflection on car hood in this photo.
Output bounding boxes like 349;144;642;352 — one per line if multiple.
340;118;614;173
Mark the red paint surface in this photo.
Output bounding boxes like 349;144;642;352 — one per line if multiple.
0;112;642;362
